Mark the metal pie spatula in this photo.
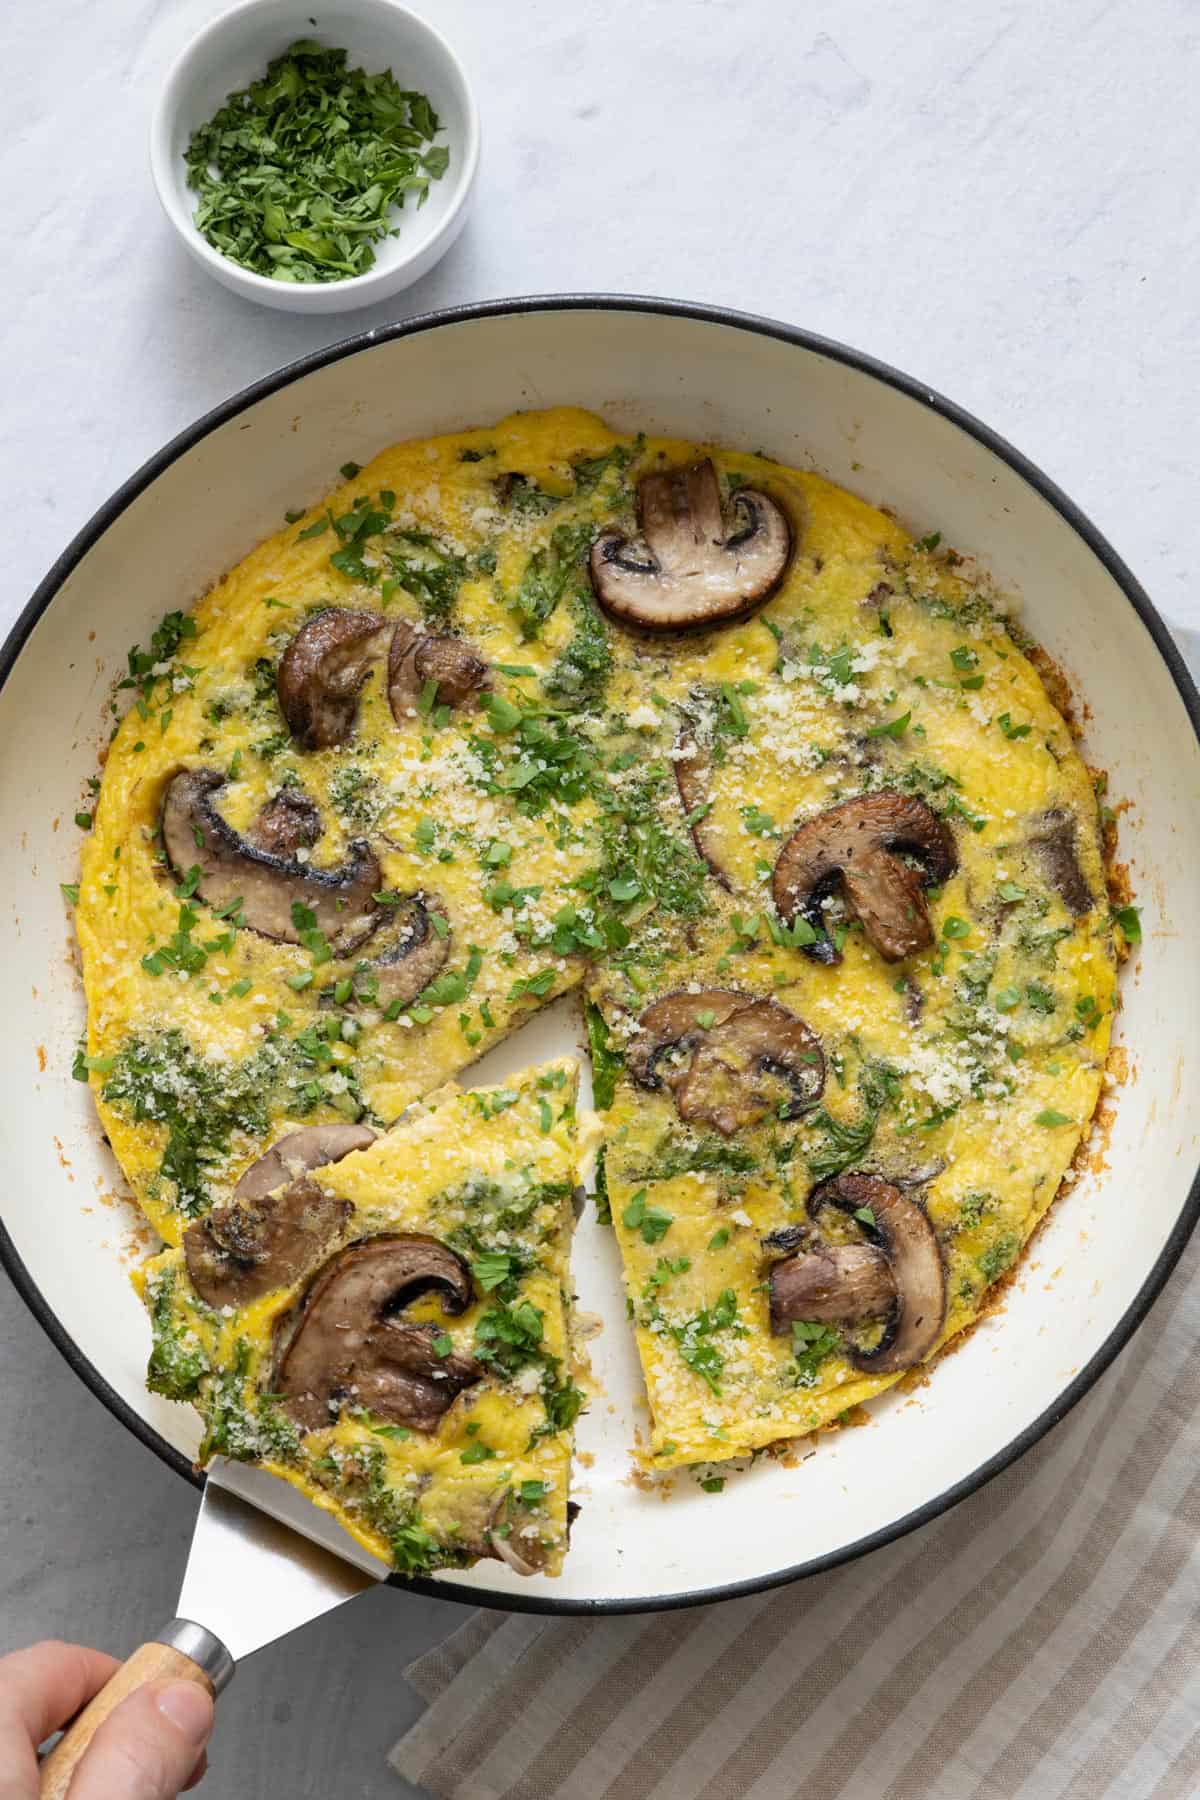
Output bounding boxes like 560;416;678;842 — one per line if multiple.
39;1458;386;1797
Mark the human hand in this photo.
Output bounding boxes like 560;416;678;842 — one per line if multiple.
0;1641;213;1799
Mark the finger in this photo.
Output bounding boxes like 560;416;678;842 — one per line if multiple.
181;1748;209;1792
65;1679;214;1800
0;1703;38;1800
0;1642;121;1746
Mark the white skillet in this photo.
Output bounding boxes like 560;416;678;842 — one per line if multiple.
3;298;1197;1613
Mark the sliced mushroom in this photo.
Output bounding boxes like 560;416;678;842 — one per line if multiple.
761;1222;810;1256
161;768;382;954
1027;807;1094;915
184;1175;352;1310
244;789;322;859
628;989;824;1136
590;460;792;631
672;727;732;889
274;1235;480;1431
234;1123;377;1202
330;893;450;1012
277;608;388;750
772;791;957;964
350;1320;483;1433
388;620;489;722
488;1488;556;1577
372;893;450;1009
768;1244;896;1331
802;1172;946;1373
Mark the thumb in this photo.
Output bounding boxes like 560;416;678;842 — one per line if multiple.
66;1679;214;1800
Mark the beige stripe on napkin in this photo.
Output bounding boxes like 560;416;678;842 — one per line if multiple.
391;1227;1200;1800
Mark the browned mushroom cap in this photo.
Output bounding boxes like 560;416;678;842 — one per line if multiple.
277;608;388;750
350;1321;483;1433
244;789;322;859
768;1244;896;1332
234;1123;377;1202
772;791;957;964
183;1175;353;1310
672;727;732;890
628;989;824;1136
274;1235;480;1431
808;1173;947;1373
1027;807;1094;915
388;619;489;722
368;893;451;1010
488;1488;557;1577
590;460;792;631
161;768;382;954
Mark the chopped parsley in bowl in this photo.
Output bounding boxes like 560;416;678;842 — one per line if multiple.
185;39;449;284
151;0;479;313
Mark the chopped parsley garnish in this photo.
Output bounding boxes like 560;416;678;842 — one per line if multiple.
184;41;449;285
471;1250;516;1292
977;1233;1020;1281
589;764;707;926
102;1027;367;1217
791;1320;840;1387
509;968;557;1002
544;592;611;713
1113;904;1142;944
670;1289;741;1395
804;1060;899;1182
739;803;780;838
571;440;640;493
622;1189;674;1245
121;610;199;706
717;681;750;738
146;1272;209;1400
353;1411;411;1442
643;1255;691;1297
290;901;332;965
510;522;594;640
867;710;911;739
472;707;595;815
998;712;1032;739
473;1296;546;1374
141;903;234;980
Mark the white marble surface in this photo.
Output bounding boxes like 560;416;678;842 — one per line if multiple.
2;1;1198;1793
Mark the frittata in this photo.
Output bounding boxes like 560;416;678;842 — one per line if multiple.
139;1063;582;1576
74;405;1119;1565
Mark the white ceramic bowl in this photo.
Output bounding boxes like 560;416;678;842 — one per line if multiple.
150;0;480;313
4;299;1199;1613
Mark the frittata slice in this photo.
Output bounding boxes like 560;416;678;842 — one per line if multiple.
585;498;1117;1470
140;1061;585;1578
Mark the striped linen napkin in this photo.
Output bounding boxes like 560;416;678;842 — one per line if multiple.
394;1235;1200;1800
391;632;1200;1800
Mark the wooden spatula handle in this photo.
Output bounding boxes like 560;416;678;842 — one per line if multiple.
39;1621;231;1799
